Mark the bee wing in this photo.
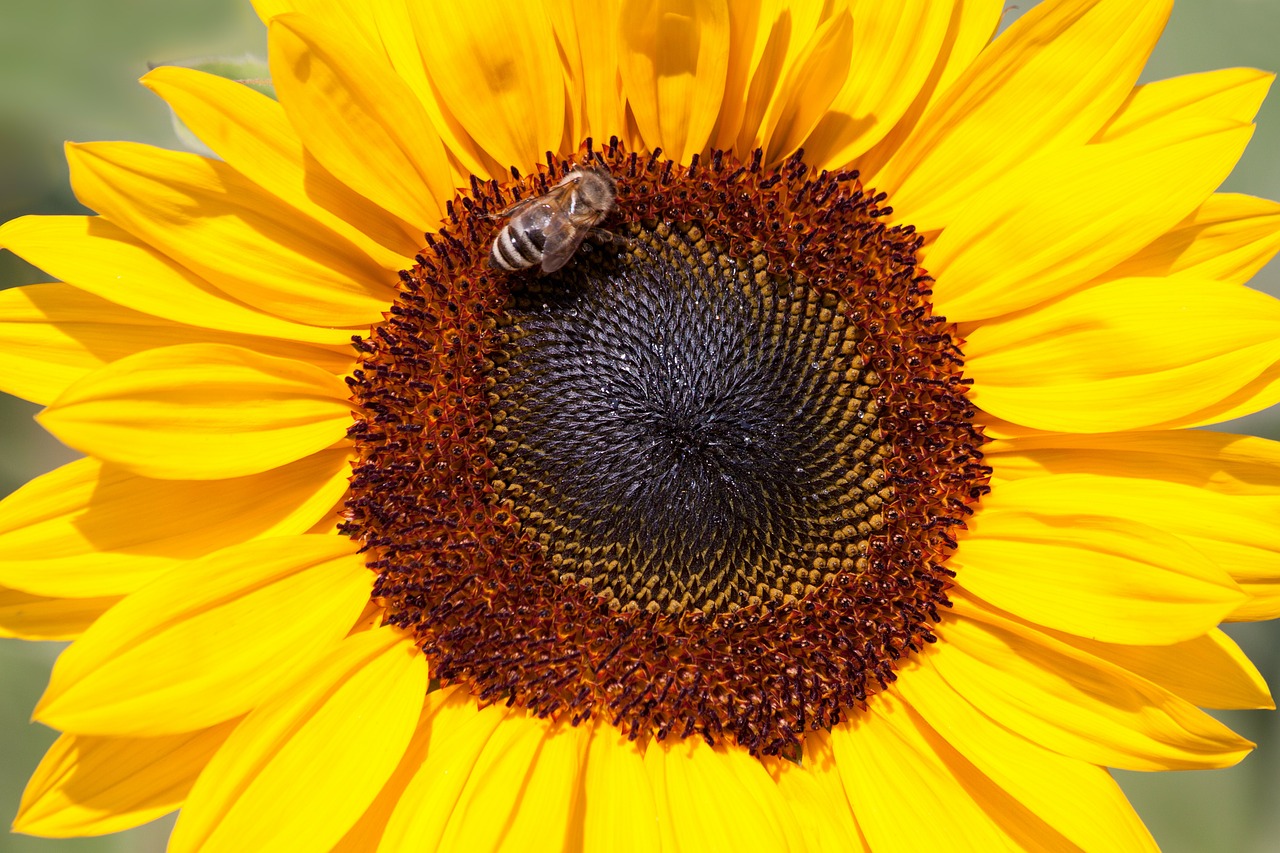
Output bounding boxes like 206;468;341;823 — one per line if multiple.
490;194;542;219
539;217;588;274
497;178;578;217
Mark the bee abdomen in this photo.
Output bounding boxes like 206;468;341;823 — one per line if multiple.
490;226;543;271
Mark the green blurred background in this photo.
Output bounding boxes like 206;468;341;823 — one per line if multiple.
0;1;1278;850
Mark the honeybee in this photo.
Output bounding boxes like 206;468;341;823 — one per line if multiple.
488;164;617;274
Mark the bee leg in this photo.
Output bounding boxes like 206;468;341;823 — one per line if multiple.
587;228;635;251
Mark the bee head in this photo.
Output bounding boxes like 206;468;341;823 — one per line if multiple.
570;164;617;210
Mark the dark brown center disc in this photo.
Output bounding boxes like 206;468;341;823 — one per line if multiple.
492;220;891;615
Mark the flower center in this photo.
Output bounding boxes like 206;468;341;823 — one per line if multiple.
343;141;990;753
493;221;889;615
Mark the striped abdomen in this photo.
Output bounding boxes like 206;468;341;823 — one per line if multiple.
489;205;553;271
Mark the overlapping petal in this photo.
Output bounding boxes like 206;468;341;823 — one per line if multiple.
0;588;118;641
36;536;370;736
801;0;953;171
985;429;1280;493
644;736;795;851
1049;628;1273;711
755;6;853;165
0;216;354;344
14;723;238;838
897;656;1159;851
936;601;1255;770
433;713;590;850
1098;193;1280;286
1096;67;1274;141
142;65;422;266
619;0;731;165
979;471;1280;620
0;284;353;406
268;14;455;228
0;451;351;599
168;626;427;853
66;142;395;327
873;0;1173;230
767;734;867;851
552;0;625;150
580;724;661;852
38;344;355;480
378;688;513;850
831;690;1069;849
965;278;1280;432
412;3;566;171
928;122;1253;321
953;477;1244;644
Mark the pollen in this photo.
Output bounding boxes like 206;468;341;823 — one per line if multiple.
342;140;990;754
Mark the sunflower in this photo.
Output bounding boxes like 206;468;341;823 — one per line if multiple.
3;0;1280;849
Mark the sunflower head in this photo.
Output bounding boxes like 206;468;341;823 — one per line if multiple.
340;138;991;751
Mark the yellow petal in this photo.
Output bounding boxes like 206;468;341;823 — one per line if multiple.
14;723;236;838
379;689;512;851
727;0;824;157
985;429;1280;615
38;344;354;480
168;626;428;853
935;603;1255;770
980;471;1280;623
897;657;1159;851
1097;193;1280;287
371;1;507;182
0;587;117;641
876;0;1172;231
0;283;353;406
830;691;1065;850
269;14;454;228
412;3;564;170
436;713;590;851
802;0;955;170
757;7;854;166
985;429;1280;495
705;0;775;152
853;0;1004;179
1052;628;1273;711
767;733;866;851
66;142;394;328
619;0;731;164
0;283;156;406
37;536;370;736
0;216;354;345
646;736;795;851
252;0;503;181
0;450;351;599
544;1;588;149
1096;67;1274;141
330;693;439;853
953;478;1244;644
920;0;1005;111
557;0;626;145
929;121;1253;322
965;277;1280;433
1178;358;1280;429
580;722;661;853
141;65;421;267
